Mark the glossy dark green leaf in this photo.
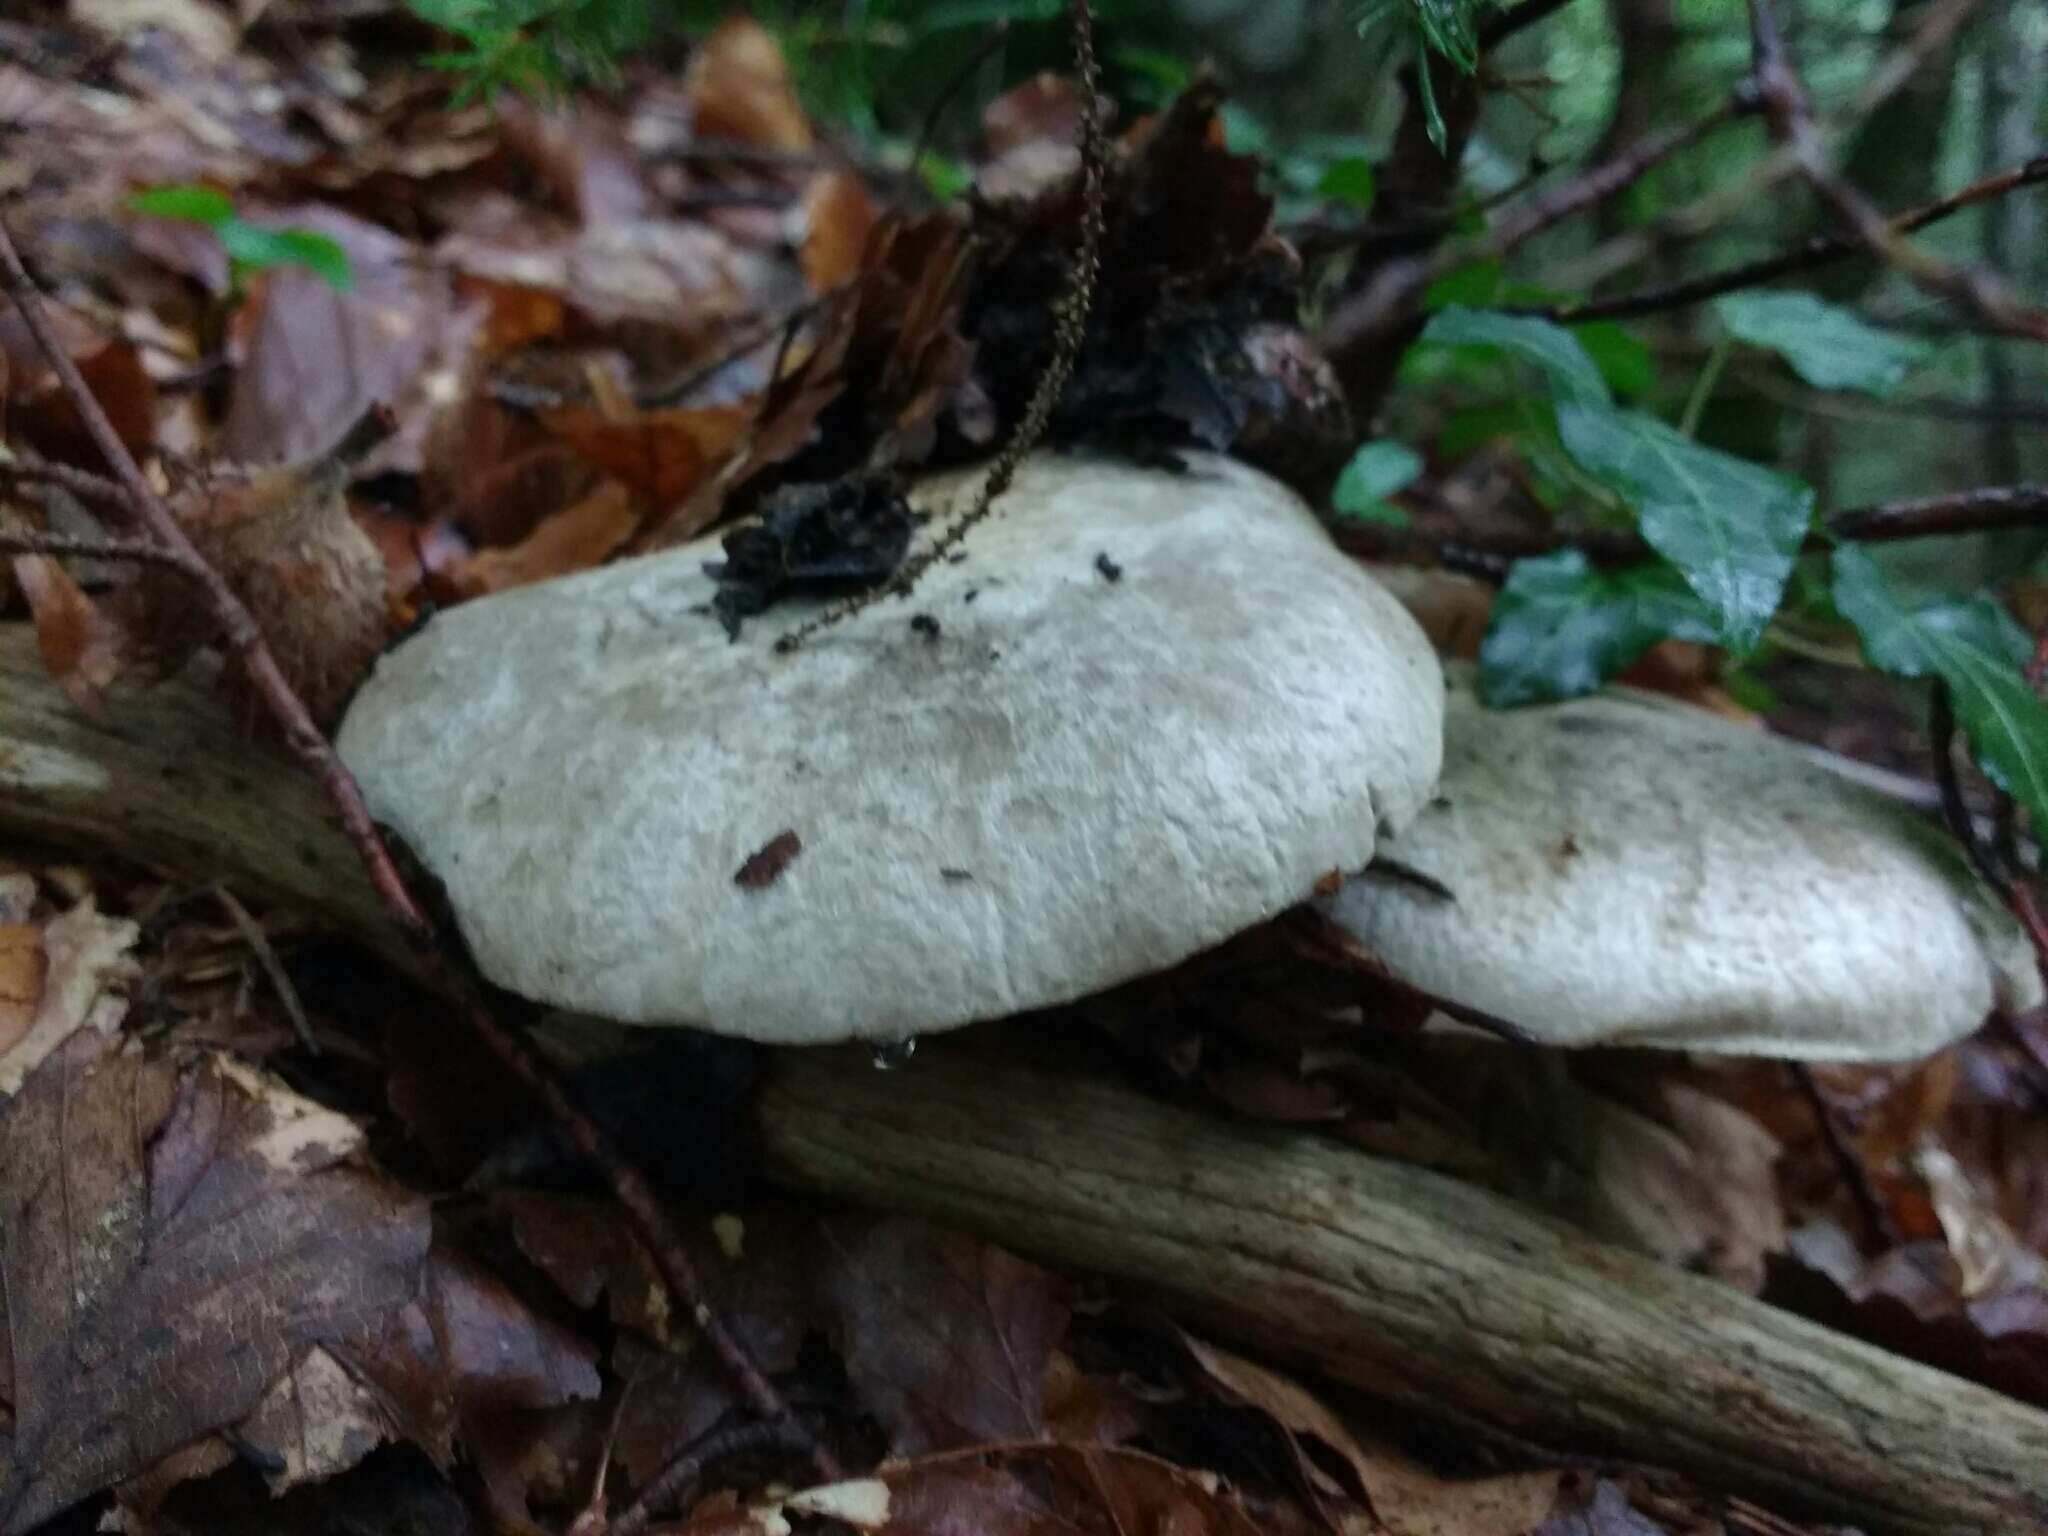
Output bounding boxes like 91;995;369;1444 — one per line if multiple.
1331;442;1422;526
1834;546;2048;826
1570;320;1653;398
1555;403;1811;649
1479;550;1718;706
1419;306;1611;409
1714;291;1930;398
1314;157;1378;211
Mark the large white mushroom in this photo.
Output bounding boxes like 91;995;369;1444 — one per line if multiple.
1320;673;2043;1059
337;452;1443;1043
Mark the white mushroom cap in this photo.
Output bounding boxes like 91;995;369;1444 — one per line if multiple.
1320;674;2043;1059
339;452;1443;1042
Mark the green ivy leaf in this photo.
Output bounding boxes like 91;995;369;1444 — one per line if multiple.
218;222;355;291
1570;320;1653;398
1314;157;1378;211
915;151;973;202
1332;441;1422;526
1714;291;1930;398
1555;403;1812;649
1833;546;2048;826
1419;306;1611;409
1480;550;1718;706
128;185;235;227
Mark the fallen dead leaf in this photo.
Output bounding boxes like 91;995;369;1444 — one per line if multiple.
0;924;46;1058
683;17;814;153
816;1217;1070;1455
448;478;643;598
1177;1333;1562;1536
0;299;158;462
0;1035;430;1532
220;207;477;468
798;171;880;292
9;550;119;715
0;895;137;1095
542;401;748;506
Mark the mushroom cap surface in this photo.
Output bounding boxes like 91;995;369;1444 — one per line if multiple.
1320;676;2043;1059
339;451;1444;1042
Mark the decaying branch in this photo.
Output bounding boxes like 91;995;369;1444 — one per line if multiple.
755;1031;2048;1536
0;625;2043;1535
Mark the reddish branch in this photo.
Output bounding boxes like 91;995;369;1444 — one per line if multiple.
608;1419;816;1536
1827;484;2048;541
0;449;137;515
1527;152;2048;325
0;527;205;574
1342;482;2048;577
0;220;836;1482
1320;91;1752;381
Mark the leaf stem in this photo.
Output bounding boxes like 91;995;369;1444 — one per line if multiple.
1679;336;1735;438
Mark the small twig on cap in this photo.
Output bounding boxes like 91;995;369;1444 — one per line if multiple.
774;0;1108;654
0;217;836;1482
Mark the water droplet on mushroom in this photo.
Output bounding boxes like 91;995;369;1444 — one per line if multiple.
870;1037;917;1071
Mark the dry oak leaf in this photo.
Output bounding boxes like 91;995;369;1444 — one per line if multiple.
9;551;121;717
798;172;882;292
683;16;814;152
0;896;137;1096
1177;1333;1562;1536
447;479;644;598
0;1035;430;1533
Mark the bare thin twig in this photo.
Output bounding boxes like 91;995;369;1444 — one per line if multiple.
1338;481;2048;576
907;19;1012;179
1547;0;1981;295
0;219;835;1481
0;527;205;574
1746;0;2046;343
210;882;319;1056
1320;91;1753;369
1524;153;2048;325
0;450;136;515
609;1418;817;1536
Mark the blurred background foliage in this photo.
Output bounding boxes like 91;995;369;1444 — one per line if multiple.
387;0;2048;799
604;0;2046;517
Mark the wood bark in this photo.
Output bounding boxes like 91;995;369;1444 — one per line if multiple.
2;623;2045;1533
0;627;399;960
756;1032;2048;1536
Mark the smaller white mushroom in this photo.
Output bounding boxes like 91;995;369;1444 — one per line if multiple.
1320;674;2043;1059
